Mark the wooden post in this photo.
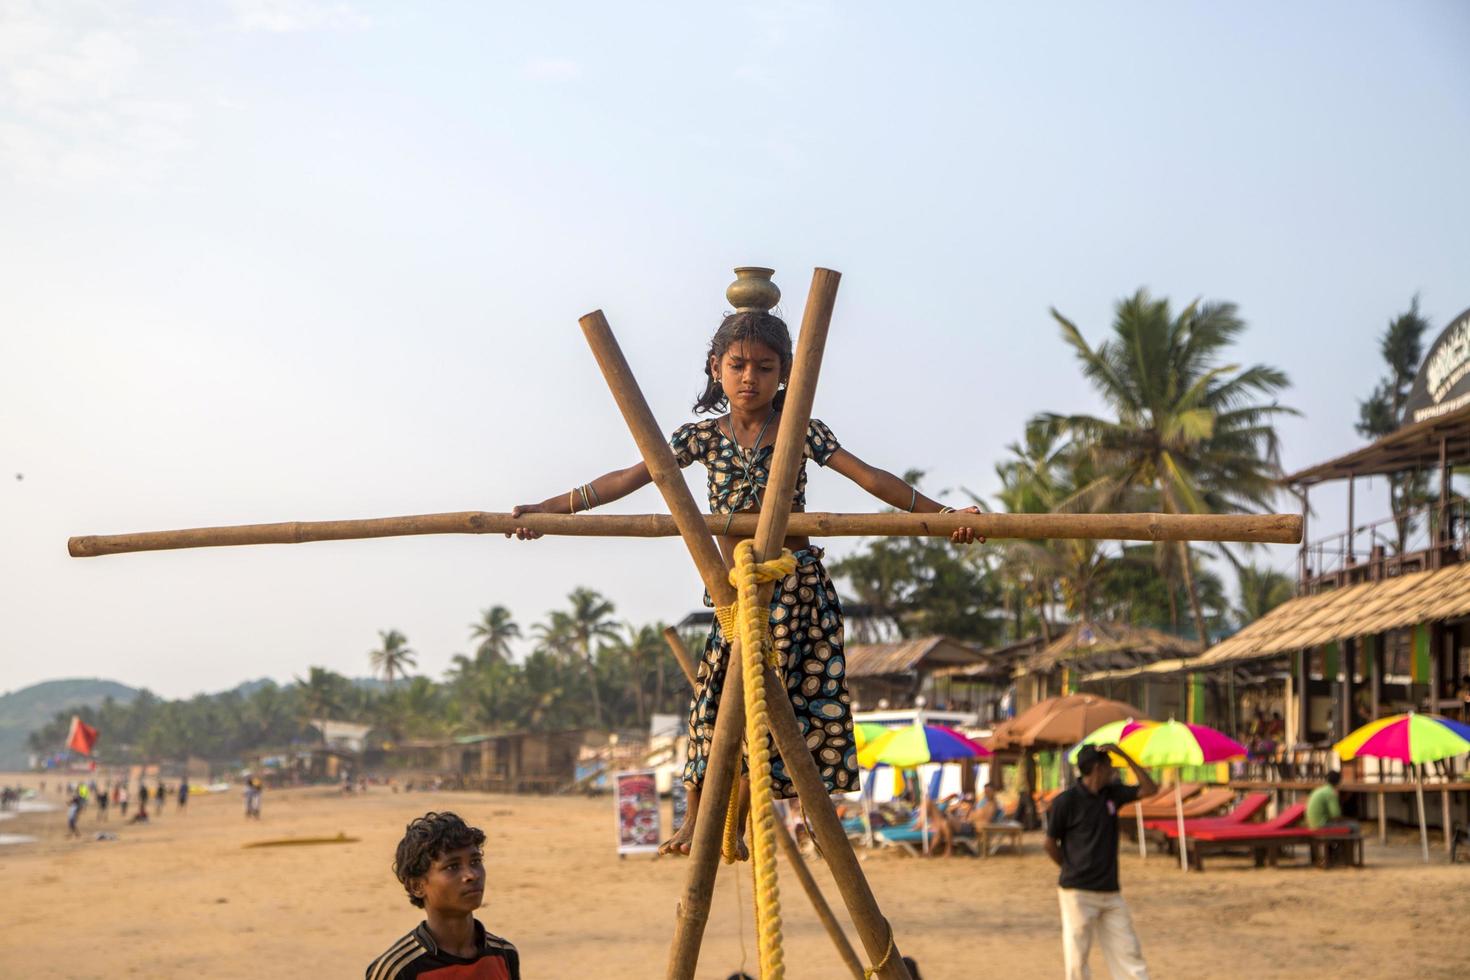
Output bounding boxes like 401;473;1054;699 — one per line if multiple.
1377;786;1387;846
1444;785;1453;855
1300;486;1310;584
576;309;749;979
1174;779;1188;872
1347;476;1355;565
1416;774;1430;863
664;628;866;980
662;627;699;689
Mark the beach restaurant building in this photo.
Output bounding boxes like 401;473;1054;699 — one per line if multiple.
1079;307;1470;772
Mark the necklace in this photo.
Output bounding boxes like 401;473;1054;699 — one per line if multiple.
721;407;777;532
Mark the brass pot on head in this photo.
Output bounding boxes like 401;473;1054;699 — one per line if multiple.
726;267;780;314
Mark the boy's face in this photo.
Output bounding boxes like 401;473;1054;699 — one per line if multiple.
412;844;485;915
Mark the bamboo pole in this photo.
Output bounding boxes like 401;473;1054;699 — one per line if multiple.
771;818;866;980
662;626;699;689
574;310;749;978
67;511;1303;557
664;627;865;980
1444;784;1453;855
579;310;734;606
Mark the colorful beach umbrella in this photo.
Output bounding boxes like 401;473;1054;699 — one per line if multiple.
1334;712;1470;863
857;723;991;770
853;722;891;755
1082;719;1245;871
1067;718;1157;765
857;723;990;855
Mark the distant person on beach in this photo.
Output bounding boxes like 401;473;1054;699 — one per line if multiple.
155;780;166;814
66;790;83;838
1045;743;1156;980
117;782;128;818
364;811;520;980
178;778;190;812
96;783;109;822
244;775;263;819
137;782;149;817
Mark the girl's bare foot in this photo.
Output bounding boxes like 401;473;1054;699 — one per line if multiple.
658;818;696;856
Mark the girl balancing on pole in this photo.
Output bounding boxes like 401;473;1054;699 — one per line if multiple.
508;297;981;856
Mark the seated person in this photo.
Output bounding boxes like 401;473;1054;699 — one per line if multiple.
1306;771;1354;830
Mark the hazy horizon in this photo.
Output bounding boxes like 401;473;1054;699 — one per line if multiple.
4;1;1468;699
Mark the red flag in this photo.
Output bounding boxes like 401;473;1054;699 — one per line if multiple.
67;716;98;756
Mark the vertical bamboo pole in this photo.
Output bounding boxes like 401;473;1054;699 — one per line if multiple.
1416;775;1430;863
1377;788;1387;846
738;268;909;979
772;817;866;980
1174;778;1189;872
577;311;748;978
1443;785;1453;855
663;626;699;689
665;626;865;980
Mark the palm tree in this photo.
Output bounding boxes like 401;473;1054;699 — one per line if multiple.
1040;290;1297;644
603;622;668;729
565;588;619;729
1234;563;1294;628
370;629;418;687
469;605;520;667
296;666;350;747
994;424;1124;632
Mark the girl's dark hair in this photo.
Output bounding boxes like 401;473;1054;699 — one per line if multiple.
693;311;793;414
394;811;486;908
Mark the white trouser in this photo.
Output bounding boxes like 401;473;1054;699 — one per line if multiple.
1057;887;1149;980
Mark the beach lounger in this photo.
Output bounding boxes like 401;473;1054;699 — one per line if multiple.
873;822;941;856
1159;800;1307;839
1121;787;1234;837
1118;783;1203;820
1183;823;1362;871
1142;791;1269;833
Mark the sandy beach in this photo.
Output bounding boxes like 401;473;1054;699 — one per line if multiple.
0;773;1467;979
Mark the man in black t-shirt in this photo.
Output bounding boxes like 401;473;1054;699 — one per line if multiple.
1045;743;1156;979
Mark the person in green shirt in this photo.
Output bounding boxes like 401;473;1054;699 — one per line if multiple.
1306;771;1352;829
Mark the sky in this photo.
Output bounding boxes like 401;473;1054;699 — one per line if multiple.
3;1;1468;698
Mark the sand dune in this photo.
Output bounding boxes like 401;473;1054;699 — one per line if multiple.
0;772;1466;979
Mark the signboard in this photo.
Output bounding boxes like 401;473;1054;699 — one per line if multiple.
1402;306;1470;425
614;769;661;855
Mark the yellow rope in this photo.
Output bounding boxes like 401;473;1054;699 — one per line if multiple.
714;540;795;980
862;921;896;979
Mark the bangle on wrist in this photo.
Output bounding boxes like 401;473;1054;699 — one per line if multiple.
940;506;957;514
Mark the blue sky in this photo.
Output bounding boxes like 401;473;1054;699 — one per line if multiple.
3;1;1468;697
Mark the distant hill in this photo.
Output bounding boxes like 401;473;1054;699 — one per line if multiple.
0;678;140;770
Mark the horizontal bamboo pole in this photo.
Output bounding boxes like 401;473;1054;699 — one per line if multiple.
67;511;1302;557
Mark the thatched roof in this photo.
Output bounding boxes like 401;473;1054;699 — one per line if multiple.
1020;620;1202;674
1083;560;1470;681
843;636;986;678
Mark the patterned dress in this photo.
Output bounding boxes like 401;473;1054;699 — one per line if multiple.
669;417;858;798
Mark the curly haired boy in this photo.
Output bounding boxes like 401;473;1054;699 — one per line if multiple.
365;812;520;980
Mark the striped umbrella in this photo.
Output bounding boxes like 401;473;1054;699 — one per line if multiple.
1109;720;1246;870
857;723;991;769
1334;712;1470;862
857;723;990;854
